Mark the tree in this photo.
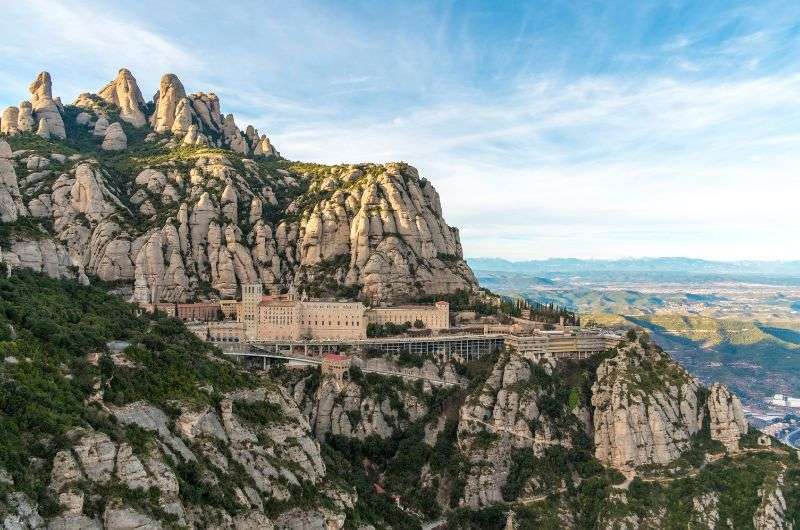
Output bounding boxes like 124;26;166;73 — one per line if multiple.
413;319;425;329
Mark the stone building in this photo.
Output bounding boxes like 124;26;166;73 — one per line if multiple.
176;302;220;322
321;353;351;383
186;321;246;343
505;330;621;361
239;283;263;339
219;299;239;319
257;298;367;341
366;301;449;330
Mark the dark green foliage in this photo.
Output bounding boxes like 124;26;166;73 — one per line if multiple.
174;460;240;514
321;445;421;529
0;269;256;510
396;350;426;368
0;217;53;250
348;365;363;383
233;399;285;425
446;505;506;529
502;448;536;501
367;321;411;337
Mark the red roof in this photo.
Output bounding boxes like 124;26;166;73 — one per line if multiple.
323;353;349;362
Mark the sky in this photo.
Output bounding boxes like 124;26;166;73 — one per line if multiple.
2;0;800;261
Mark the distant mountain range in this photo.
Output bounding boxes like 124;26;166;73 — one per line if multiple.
468;257;800;275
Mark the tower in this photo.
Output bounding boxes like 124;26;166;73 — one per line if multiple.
240;283;263;340
133;274;150;305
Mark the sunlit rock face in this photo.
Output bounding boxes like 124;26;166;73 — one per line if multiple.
0;69;477;302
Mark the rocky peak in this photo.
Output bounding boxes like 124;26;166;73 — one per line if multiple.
592;337;704;471
0;69;474;301
27;71;66;139
97;68;147;127
150;73;187;133
707;382;748;453
28;71;53;104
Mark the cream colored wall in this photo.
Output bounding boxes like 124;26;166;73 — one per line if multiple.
367;305;449;330
298;302;365;340
257;301;367;340
258;304;297;340
240;284;262;339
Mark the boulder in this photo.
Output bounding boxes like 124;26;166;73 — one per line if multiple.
101;122;127;151
222;114;249;154
253;135;277;157
92;116;109;137
0;142;26;222
170;97;193;135
0;139;12;158
150;73;186;133
75;111;92;125
1;106;19;135
708;382;747;453
17;101;35;132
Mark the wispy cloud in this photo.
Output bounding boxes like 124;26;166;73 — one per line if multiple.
0;0;199;101
1;0;799;260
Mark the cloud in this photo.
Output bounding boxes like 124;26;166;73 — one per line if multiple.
0;0;198;101
267;72;800;260
1;0;798;260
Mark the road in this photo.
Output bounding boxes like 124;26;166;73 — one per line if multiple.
784;427;800;448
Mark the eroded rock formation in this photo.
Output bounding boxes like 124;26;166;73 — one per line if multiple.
592;339;704;470
0;69;475;302
97;68;147;127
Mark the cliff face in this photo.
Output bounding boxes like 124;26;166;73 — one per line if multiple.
0;70;477;302
591;338;750;472
291;371;431;442
591;340;705;470
455;351;582;508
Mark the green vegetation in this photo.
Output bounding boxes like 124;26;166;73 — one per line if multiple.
367;321;412;337
0;269;255;511
233;399;286;425
328;384;466;520
0;216;54;249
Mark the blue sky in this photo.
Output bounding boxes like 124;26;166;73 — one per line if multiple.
2;0;800;260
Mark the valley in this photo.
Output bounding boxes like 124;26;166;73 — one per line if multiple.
0;67;797;528
469;261;800;414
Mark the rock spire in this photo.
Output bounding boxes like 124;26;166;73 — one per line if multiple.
97;68;146;127
29;72;66;139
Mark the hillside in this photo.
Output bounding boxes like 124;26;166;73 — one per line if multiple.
1;271;798;528
0;69;476;302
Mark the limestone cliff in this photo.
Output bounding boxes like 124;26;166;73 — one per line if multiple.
0;70;477;302
591;338;704;470
591;335;750;472
450;352;582;508
287;356;461;441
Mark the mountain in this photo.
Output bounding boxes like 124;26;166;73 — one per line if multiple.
2;271;798;528
0;69;476;302
2;69;798;529
468;257;800;276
